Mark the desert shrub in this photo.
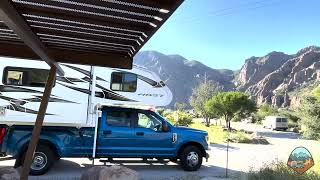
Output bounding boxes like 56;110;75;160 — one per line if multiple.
164;110;193;126
175;111;193;126
245;161;320;180
163;110;175;124
156;108;165;116
225;131;252;143
161;109;172;117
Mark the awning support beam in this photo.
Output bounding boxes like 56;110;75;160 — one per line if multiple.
20;66;57;180
0;0;64;75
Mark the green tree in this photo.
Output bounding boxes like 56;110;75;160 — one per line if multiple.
174;102;187;111
190;80;221;126
253;104;279;123
313;86;320;101
300;96;320;140
205;91;257;129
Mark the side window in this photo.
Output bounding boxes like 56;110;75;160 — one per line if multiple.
111;72;137;92
276;118;281;123
3;67;52;87
137;112;162;131
106;111;132;127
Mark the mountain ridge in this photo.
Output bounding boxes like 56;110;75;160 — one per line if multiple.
134;46;320;108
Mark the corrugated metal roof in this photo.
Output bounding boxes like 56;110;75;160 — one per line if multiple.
0;0;183;70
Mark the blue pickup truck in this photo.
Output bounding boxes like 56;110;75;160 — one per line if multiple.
0;106;209;175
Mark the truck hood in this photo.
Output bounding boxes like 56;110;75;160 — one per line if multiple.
174;126;207;135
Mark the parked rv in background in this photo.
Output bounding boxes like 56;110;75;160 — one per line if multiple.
263;116;288;131
0;57;172;127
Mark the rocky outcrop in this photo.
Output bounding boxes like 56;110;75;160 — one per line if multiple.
237;52;292;90
81;166;138;180
243;46;320;107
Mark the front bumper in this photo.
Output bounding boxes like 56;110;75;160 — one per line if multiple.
205;150;210;162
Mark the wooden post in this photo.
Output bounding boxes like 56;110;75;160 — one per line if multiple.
20;66;57;180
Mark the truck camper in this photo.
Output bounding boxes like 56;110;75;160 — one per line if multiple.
0;57;172;127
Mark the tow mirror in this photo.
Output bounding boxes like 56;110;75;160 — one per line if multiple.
163;121;169;132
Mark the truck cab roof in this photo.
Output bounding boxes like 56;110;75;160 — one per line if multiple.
100;104;156;112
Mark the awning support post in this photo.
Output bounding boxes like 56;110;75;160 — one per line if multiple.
20;66;57;180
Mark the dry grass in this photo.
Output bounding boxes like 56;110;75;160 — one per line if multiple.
244;161;320;180
190;122;253;144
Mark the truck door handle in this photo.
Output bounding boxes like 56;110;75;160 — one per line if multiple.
136;132;144;136
103;130;112;135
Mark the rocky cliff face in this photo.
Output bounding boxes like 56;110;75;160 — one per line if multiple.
134;51;235;107
238;46;320;107
236;52;293;90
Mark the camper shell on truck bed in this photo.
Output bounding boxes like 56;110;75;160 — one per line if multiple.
0;58;172;127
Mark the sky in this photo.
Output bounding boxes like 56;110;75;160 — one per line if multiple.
141;0;320;70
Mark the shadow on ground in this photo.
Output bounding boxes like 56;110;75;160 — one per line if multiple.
257;131;300;139
211;143;240;152
25;159;243;180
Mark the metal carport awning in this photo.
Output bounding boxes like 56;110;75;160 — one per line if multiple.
0;0;184;179
0;0;183;70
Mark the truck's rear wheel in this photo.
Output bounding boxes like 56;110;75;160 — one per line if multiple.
22;145;55;175
179;146;202;171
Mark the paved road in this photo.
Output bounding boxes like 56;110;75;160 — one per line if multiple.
1;123;318;180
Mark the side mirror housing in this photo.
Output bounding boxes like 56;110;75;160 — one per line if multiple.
162;121;169;132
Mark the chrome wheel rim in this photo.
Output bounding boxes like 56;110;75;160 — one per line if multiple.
31;152;47;171
187;151;199;167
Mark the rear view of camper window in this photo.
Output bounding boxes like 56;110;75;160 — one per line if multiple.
111;72;137;92
3;67;51;87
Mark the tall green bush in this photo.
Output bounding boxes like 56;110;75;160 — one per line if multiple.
164;110;193;126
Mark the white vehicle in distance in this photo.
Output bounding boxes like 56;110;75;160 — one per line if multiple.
262;116;288;131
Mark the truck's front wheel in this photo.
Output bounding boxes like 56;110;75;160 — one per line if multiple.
22;145;55;175
180;146;202;171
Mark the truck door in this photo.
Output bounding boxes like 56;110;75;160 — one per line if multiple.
96;109;136;156
132;110;175;156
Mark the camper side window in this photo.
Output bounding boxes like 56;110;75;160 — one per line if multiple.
111;72;137;92
3;67;52;87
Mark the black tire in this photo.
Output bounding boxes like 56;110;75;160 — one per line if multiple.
22;145;55;175
179;146;202;171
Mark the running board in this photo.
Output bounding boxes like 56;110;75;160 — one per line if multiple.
99;158;170;166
